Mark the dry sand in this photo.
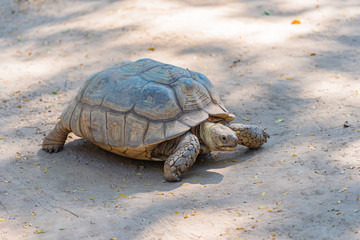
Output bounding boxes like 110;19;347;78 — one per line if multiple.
0;0;360;239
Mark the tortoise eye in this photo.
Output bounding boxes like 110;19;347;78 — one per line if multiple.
222;136;227;141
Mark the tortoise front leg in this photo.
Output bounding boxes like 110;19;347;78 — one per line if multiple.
229;123;269;149
42;121;71;153
163;132;200;182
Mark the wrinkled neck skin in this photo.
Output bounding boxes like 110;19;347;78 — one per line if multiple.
200;121;219;152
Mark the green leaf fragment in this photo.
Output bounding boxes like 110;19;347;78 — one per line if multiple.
59;228;65;230
275;119;284;123
264;11;270;15
52;91;58;95
61;29;70;33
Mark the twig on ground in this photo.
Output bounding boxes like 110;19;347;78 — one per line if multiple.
60;207;79;218
0;200;6;209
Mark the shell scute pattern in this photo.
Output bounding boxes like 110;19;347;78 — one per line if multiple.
171;78;212;111
71;58;231;159
90;108;109;149
140;63;191;85
106;111;125;148
102;76;147;113
144;121;165;145
81;71;115;106
134;83;181;120
124;113;148;148
190;71;221;103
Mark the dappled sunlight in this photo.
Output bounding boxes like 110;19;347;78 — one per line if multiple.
0;56;70;87
1;0;360;239
134;206;250;239
330;138;360;163
146;1;312;45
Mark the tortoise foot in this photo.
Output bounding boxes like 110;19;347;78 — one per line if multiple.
42;136;65;154
229;123;269;149
162;132;200;182
42;145;64;154
42;122;70;154
163;164;182;182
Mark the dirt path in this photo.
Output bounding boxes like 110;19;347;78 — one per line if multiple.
1;0;360;239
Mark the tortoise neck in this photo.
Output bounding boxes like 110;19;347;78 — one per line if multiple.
199;121;217;150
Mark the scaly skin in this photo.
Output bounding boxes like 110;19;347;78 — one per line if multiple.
42;122;70;153
229;123;269;148
163;132;200;182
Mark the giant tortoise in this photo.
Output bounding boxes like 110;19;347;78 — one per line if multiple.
42;58;269;181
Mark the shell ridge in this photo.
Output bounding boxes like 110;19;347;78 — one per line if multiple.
140;63;181;84
139;63;162;74
141;120;150;145
168;73;191;83
146;80;171;86
81;102;180;124
105;111;113;150
134;82;182;120
171;86;183;112
162;122;166;142
135;59;146;75
138;74;153;84
99;78;115;107
164;120;191;140
132;81;151;113
123;112;127;148
76;103;85;138
88;105;95;143
80;94;222;125
68;101;79;133
99;71;117;107
78;73;99;102
168;68;176;81
189;71;215;102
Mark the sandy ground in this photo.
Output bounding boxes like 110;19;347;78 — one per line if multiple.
0;0;360;239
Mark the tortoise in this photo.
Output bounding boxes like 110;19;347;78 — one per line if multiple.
42;58;269;182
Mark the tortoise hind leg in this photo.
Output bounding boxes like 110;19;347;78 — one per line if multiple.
229;123;269;149
159;132;200;182
42;122;71;153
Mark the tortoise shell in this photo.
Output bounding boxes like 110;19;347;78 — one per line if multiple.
59;58;234;160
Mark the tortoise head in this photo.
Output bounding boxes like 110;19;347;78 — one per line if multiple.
200;121;238;151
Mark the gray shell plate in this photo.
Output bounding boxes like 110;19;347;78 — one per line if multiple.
60;58;232;160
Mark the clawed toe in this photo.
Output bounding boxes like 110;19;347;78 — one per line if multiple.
43;146;63;154
54;146;63;153
163;164;183;182
165;174;182;182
